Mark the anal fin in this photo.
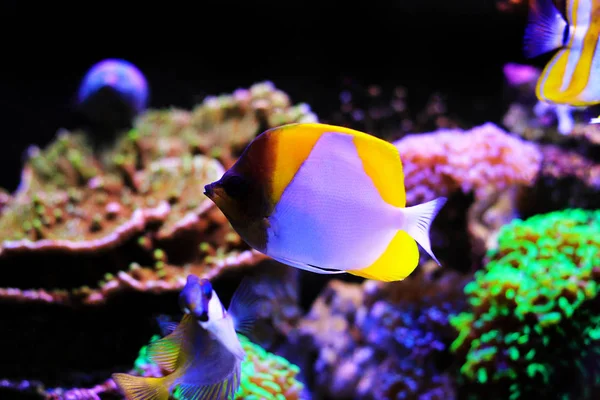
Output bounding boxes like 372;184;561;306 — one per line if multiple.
523;0;568;58
348;230;419;282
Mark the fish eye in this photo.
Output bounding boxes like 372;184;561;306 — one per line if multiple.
201;283;213;299
198;312;209;322
221;174;249;199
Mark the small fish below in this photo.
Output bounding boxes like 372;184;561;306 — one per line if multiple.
204;122;447;283
523;0;600;132
112;275;259;400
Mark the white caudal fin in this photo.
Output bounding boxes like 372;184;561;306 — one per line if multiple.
401;197;447;265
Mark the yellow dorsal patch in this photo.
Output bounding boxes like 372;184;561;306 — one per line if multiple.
269;124;324;204
352;133;406;208
348;230;419;282
270;123;406;207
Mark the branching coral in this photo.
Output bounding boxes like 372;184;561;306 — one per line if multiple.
48;333;308;400
450;209;600;399
295;265;468;399
0;82;310;392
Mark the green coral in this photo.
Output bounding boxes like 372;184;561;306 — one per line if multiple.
237;334;305;400
129;333;306;400
450;209;600;399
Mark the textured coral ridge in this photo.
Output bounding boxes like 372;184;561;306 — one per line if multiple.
296;265;467;399
394;122;542;205
450;209;600;399
50;333;308;400
0;81;316;305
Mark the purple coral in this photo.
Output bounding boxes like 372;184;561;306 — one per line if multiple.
297;269;467;399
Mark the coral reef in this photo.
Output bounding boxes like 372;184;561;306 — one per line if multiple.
295;264;468;400
46;333;308;400
0;82;310;393
450;209;600;399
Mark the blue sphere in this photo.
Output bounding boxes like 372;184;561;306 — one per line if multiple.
78;58;148;114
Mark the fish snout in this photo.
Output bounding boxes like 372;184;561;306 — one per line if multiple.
204;183;214;198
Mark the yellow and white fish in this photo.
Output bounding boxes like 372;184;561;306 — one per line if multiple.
523;0;600;126
112;276;258;400
204;123;447;282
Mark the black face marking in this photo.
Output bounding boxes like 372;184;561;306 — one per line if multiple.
221;174;250;199
198;311;209;322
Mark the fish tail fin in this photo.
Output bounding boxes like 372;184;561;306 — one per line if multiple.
112;373;169;400
400;197;447;266
523;0;568;58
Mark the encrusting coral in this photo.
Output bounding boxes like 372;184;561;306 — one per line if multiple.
295;264;468;400
46;333;308;400
450;208;600;400
0;82;312;393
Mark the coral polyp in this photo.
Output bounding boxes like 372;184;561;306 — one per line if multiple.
450;209;600;399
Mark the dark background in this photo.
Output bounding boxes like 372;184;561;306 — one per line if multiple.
0;2;530;192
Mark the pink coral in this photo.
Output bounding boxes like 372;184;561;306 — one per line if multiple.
395;123;542;205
